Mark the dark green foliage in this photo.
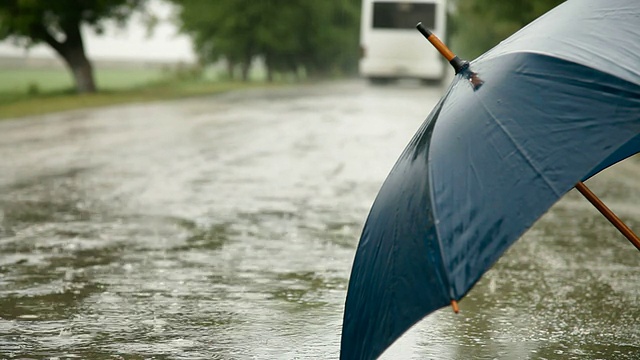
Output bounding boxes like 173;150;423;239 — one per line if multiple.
450;0;565;59
172;0;361;81
0;0;144;41
0;0;146;93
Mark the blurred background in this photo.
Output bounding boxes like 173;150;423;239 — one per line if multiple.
2;1;638;359
0;0;563;116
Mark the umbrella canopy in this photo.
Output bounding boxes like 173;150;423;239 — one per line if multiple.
340;0;640;359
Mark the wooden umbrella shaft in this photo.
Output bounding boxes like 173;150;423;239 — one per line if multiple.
416;22;468;74
575;181;640;251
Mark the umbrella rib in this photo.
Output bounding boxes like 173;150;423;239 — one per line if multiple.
428;160;455;302
475;96;562;197
424;105;457;303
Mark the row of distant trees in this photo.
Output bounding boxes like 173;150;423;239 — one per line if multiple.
0;0;563;94
170;0;361;82
450;0;564;59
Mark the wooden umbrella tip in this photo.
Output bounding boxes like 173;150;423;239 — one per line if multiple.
451;300;460;314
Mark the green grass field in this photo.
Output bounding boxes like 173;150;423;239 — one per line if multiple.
0;66;270;119
0;67;169;94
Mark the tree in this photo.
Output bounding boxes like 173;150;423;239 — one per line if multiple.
172;0;361;81
288;1;361;78
450;0;565;59
0;0;146;93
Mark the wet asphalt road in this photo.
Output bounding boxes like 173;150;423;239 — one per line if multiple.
0;80;638;359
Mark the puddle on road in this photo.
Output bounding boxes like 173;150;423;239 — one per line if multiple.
0;83;638;359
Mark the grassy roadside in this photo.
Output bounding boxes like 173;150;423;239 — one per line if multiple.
0;79;269;120
0;65;281;120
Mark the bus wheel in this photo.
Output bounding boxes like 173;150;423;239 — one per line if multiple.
420;78;442;87
368;77;392;85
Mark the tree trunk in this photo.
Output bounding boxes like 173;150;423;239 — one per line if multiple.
38;19;97;93
266;67;274;83
226;60;235;80
61;47;96;94
264;56;274;83
241;62;250;82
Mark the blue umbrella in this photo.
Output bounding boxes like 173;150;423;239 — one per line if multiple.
340;0;640;359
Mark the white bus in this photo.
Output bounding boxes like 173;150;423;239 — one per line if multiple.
359;0;448;84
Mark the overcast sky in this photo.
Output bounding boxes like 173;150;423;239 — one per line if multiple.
0;0;196;62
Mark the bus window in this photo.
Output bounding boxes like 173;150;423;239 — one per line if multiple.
372;2;436;29
360;0;446;82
